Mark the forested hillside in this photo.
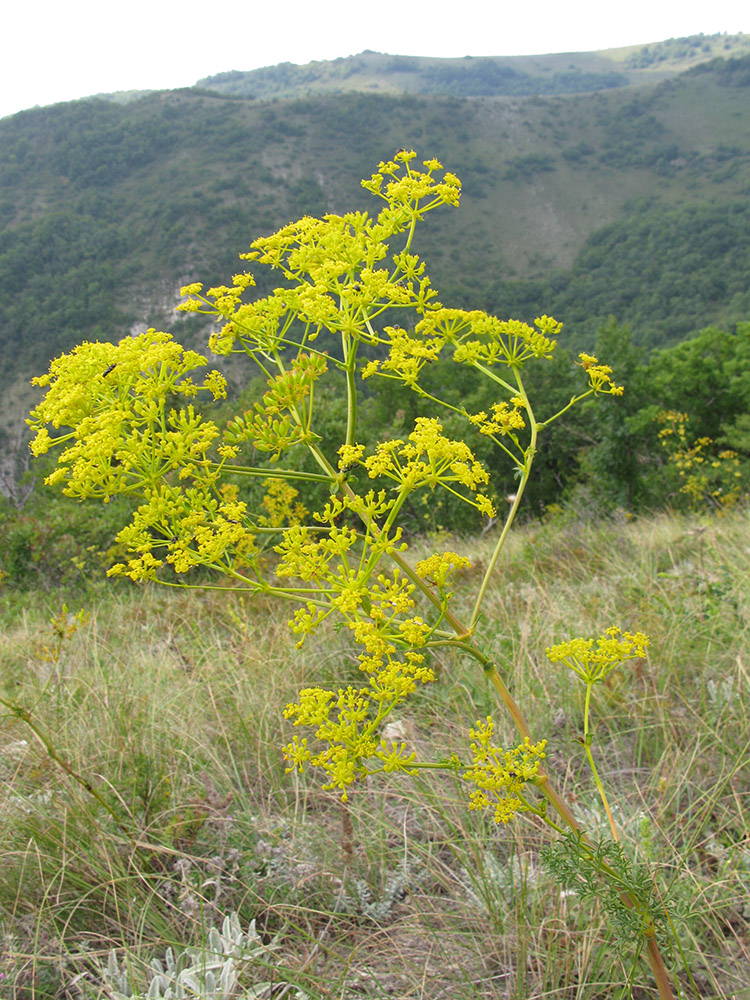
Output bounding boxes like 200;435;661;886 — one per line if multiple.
1;38;749;511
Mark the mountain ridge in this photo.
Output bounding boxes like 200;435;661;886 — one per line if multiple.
195;34;750;100
8;32;745;120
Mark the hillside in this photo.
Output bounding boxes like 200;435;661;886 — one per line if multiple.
1;36;750;450
197;34;750;99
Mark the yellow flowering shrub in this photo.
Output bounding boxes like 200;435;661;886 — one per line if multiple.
27;152;676;992
28;149;627;798
657;410;743;510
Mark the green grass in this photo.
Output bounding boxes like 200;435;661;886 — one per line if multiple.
1;508;749;998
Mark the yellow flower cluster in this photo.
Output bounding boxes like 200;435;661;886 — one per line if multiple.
177;272;256;319
275;523;359;583
415;551;472;591
361;324;444;386
107;481;257;581
348;612;433;694
575;353;624;396
27;330;227;501
25;154;633;828
359;417;496;517
258;478;308;528
25;330;323;584
337;443;367;472
469;398;527;437
276;488;413;647
657;410;743;510
463;717;547;824
283;625;435;799
360;151;462;217
416;311;561;367
545;626;649;685
178;154;457;363
224;354;328;460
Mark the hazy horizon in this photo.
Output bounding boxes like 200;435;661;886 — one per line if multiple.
1;0;746;121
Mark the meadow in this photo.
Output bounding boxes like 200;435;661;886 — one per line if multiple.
1;507;748;999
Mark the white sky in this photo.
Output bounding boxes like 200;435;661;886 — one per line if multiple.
1;0;747;121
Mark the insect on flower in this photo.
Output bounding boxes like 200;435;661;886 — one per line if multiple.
102;363;117;377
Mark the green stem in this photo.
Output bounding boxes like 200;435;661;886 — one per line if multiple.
583;683;620;842
214;465;335;484
470;369;536;630
471;361;518;396
271;356;336;483
342;327;358;447
469;476;527;632
537;388;594;429
402;210;419;256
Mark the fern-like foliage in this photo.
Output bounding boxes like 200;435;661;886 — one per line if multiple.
102;912;307;999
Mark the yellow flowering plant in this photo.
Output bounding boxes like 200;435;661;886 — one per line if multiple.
28;151;677;997
546;627;650;843
657;409;743;511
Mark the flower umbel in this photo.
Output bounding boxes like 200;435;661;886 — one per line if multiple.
463;717;547;824
546;626;649;685
284;651;434;802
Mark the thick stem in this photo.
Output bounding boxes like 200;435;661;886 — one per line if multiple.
535;775;582;834
485;664;531;742
647;939;677;1000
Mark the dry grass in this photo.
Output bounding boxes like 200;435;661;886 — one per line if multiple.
1;508;749;998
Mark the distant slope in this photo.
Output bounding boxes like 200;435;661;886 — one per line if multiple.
1;42;750;442
196;34;750;100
